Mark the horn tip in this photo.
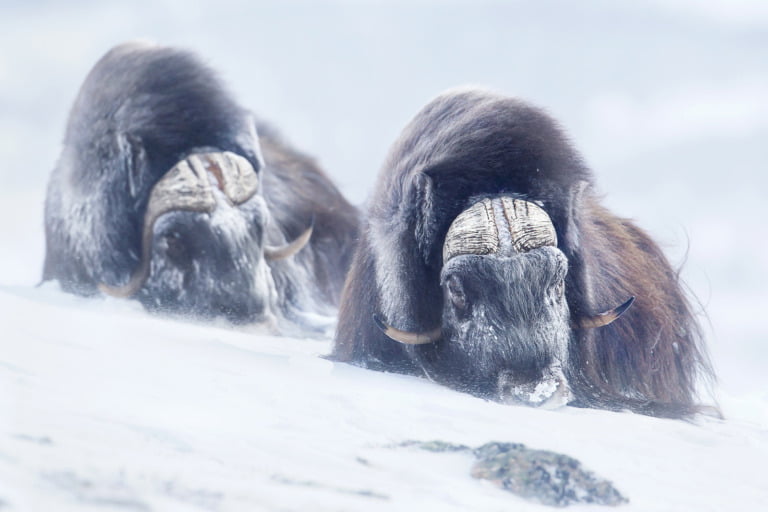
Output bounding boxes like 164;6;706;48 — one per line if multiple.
372;314;387;334
97;282;133;298
264;218;314;261
616;296;636;316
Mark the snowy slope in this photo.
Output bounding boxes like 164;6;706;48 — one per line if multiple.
1;1;767;510
2;284;767;511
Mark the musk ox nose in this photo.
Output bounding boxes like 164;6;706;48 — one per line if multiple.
497;364;572;409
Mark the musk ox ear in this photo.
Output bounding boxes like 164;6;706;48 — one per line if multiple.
560;179;590;254
117;133;149;202
242;113;267;174
413;171;438;265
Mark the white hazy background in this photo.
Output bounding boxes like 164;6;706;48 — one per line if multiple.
1;1;767;509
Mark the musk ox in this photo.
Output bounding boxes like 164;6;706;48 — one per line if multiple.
332;89;715;417
43;42;358;333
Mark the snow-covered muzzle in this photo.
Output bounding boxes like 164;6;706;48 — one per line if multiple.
439;249;572;408
98;151;311;323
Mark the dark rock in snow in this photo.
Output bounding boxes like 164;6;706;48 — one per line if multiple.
403;440;627;507
471;442;627;507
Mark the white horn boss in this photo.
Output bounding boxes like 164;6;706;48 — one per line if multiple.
443;196;557;262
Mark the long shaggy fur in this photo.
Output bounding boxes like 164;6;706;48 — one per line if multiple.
332;88;714;417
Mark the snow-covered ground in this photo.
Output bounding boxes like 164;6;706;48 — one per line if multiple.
2;283;766;511
1;1;767;510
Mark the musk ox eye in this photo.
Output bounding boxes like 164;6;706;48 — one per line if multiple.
164;231;192;270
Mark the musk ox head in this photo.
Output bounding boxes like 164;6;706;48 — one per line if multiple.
96;149;311;321
374;196;631;407
43;42;339;327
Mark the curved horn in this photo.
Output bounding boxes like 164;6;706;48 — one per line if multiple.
97;219;155;298
264;220;314;261
443;197;556;262
99;158;216;298
373;314;442;345
573;296;635;330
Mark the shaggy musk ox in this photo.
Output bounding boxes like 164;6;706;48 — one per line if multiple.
332;89;715;417
43;42;358;332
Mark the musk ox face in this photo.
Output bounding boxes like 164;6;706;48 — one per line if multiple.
439;250;571;406
138;205;270;322
116;151;270;322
